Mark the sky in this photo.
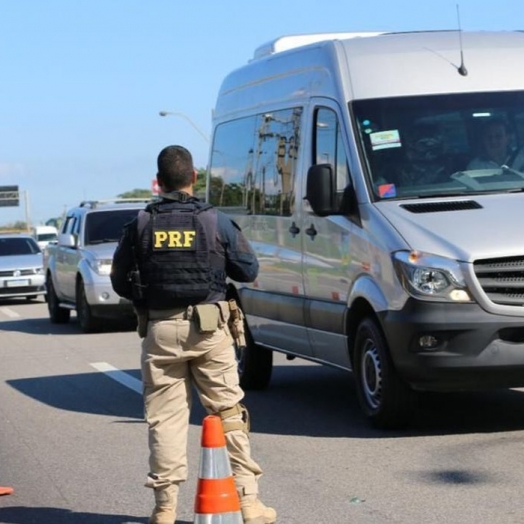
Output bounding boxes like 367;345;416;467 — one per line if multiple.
1;0;524;226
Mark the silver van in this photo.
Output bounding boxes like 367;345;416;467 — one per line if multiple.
206;30;524;428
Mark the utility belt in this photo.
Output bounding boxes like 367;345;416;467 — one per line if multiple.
136;300;245;345
147;302;230;333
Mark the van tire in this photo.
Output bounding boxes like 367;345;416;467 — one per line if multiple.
353;318;416;429
236;323;273;390
46;275;71;324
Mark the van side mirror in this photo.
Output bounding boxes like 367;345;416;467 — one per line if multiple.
305;164;337;217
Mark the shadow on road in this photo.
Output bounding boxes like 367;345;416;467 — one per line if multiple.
7;369;144;420
242;362;524;439
0;506;172;524
0;506;194;524
0;297;46;305
0;316;136;335
7;357;524;439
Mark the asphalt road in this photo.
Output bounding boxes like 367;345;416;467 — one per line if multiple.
2;299;524;523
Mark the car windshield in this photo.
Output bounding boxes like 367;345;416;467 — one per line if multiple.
0;237;40;256
353;90;524;200
84;209;142;245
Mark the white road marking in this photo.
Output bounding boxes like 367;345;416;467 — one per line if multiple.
0;307;20;319
90;362;142;394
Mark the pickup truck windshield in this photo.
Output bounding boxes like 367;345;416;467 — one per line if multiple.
84;209;141;245
353;90;524;200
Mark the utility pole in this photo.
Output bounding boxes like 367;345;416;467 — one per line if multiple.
24;190;31;231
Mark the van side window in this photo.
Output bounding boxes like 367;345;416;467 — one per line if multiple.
209;108;302;216
314;107;350;190
314;107;351;210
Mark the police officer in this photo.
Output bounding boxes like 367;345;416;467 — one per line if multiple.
111;145;276;524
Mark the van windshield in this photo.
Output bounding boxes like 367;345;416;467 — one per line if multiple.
37;233;57;241
352;90;524;200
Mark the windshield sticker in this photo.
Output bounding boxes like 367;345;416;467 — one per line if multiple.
370;130;401;150
378;183;397;198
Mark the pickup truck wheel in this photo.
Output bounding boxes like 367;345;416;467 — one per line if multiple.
353;318;416;429
76;280;102;333
236;321;273;390
46;276;70;324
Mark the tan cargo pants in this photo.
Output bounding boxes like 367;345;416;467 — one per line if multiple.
141;306;263;498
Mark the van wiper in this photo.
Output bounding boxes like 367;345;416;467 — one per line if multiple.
414;191;472;199
415;188;524;198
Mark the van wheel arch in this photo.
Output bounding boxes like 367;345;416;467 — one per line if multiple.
227;286;273;390
346;298;377;365
347;299;416;429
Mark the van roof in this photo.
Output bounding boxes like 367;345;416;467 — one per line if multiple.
252;32;385;60
214;30;524;118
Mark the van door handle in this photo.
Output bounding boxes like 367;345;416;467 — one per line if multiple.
289;222;300;237
305;224;317;240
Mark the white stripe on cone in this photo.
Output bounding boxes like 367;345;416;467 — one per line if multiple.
199;447;234;479
194;511;243;523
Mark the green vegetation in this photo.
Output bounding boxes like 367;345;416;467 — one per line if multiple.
0;221;29;232
117;188;153;199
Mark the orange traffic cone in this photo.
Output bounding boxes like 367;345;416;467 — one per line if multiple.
194;415;243;523
0;486;14;496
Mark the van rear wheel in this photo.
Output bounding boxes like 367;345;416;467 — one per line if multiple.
235;322;273;390
353;318;416;429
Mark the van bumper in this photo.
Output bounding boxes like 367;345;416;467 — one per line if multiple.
382;300;524;391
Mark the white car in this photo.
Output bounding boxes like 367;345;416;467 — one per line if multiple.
0;233;46;300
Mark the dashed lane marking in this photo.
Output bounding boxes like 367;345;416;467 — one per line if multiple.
0;307;20;319
90;362;142;394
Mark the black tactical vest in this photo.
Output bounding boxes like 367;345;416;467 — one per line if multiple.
137;197;226;309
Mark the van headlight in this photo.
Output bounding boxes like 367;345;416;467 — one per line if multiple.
87;258;113;276
393;251;473;302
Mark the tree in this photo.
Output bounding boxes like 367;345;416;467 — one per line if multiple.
194;168;207;199
117;188;152;199
0;221;28;232
46;217;62;229
117;168;207;200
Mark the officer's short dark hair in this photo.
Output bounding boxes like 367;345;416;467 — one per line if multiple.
157;145;194;191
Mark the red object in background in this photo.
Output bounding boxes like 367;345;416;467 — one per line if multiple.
152;179;160;195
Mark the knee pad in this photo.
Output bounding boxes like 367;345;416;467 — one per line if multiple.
217;403;250;434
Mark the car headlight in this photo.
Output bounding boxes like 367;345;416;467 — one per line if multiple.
393;251;473;303
34;267;44;275
87;258;113;276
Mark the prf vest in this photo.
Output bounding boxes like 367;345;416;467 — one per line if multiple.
137;198;226;309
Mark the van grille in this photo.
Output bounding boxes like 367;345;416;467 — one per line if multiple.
474;256;524;306
401;201;482;213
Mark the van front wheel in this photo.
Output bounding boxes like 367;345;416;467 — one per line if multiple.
353;318;416;429
235;324;273;390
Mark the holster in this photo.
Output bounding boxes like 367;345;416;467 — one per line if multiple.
135;306;149;338
228;299;246;347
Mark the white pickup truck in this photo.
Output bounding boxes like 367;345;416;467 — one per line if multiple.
44;199;149;332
